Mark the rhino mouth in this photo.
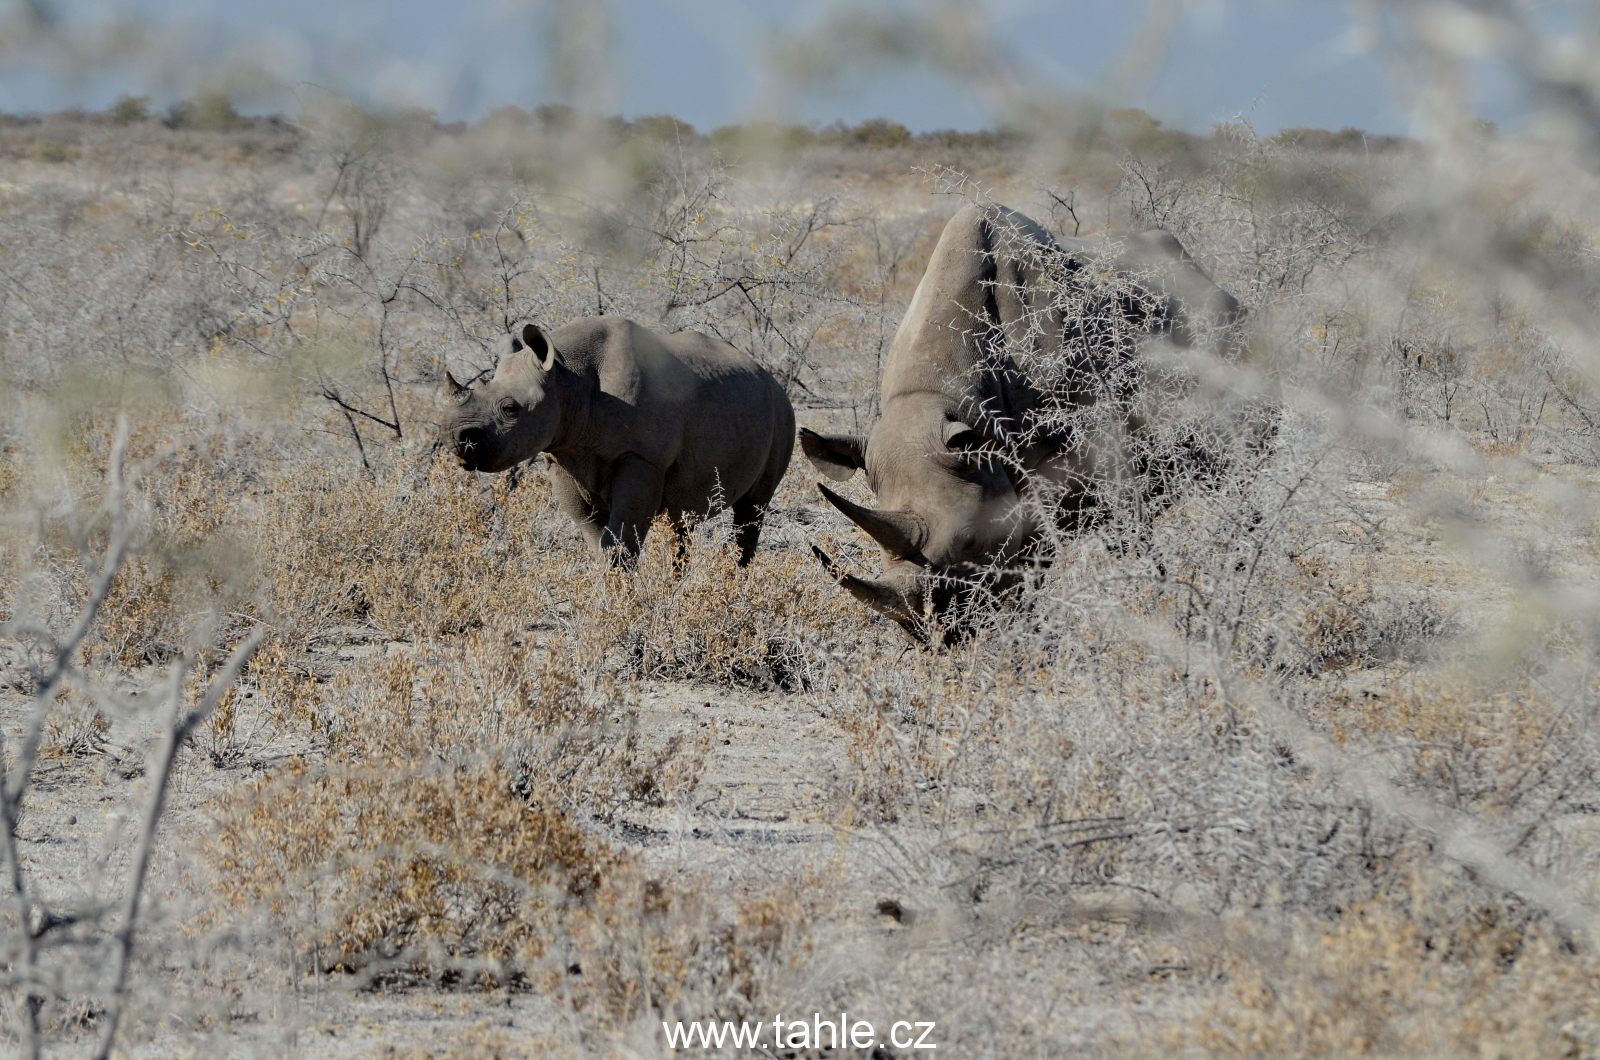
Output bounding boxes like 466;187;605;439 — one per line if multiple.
813;480;1047;644
810;544;1036;646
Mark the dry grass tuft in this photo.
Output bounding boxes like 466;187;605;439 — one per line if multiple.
562;514;874;690
212;757;618;984
258;459;552;643
1178;886;1600;1059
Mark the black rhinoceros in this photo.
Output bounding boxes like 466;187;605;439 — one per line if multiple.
802;202;1244;642
442;317;794;565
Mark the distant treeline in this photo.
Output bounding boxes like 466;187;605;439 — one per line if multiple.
0;92;1425;156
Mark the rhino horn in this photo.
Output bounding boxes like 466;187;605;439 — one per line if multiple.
444;370;469;401
817;483;926;561
809;543;842;576
841;574;928;642
809;545;927;643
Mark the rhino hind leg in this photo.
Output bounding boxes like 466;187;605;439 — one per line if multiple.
730;403;795;566
731;498;766;566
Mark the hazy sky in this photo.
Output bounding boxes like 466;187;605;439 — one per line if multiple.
0;0;1535;134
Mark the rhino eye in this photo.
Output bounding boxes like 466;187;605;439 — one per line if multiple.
497;398;518;417
935;450;976;476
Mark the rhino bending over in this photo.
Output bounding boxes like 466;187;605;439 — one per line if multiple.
442;317;795;565
803;203;1245;642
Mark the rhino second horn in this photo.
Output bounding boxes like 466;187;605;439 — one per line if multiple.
817;483;927;561
810;544;928;642
809;543;841;576
840;574;928;642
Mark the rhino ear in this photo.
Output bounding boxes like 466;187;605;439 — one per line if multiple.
522;323;558;371
942;420;986;451
799;428;866;481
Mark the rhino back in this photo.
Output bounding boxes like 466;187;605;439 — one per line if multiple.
881;205;996;404
658;329;793;509
878;204;1060;440
547;317;790;510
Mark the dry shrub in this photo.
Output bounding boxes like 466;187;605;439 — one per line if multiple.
2;416;261;669
1284;553;1452;673
561;515;875;690
206;636;326;763
828;638;1146;906
250;440;869;689
1325;673;1599;830
206;610;824;1043
563;877;818;1040
1175;886;1600;1059
208;625;711;979
1293;555;1379;672
39;684;111;758
259;459;555;643
317;633;708;816
212;757;617;983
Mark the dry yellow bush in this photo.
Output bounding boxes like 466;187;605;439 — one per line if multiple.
1325;674;1595;830
212;757;618;983
258;458;552;643
206;618;717;986
1174;889;1600;1059
561;516;874;690
39;684;110;758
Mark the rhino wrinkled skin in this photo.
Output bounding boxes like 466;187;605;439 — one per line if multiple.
803;203;1244;642
442;317;795;565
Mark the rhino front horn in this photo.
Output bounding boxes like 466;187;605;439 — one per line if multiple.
817;483;927;561
443;370;469;400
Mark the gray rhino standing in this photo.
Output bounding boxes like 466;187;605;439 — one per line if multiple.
441;317;795;565
802;202;1244;642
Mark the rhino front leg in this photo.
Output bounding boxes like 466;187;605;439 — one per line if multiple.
548;465;606;552
601;455;666;565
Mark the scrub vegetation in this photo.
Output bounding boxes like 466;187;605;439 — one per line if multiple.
6;13;1600;1056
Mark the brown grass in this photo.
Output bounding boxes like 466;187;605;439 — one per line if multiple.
1175;883;1600;1059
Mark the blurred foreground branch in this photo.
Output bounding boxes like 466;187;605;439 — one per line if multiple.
0;418;262;1059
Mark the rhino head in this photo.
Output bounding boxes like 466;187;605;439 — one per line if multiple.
802;397;1044;644
441;323;564;474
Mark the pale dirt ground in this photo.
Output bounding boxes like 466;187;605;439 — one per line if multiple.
7;448;1589;1058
